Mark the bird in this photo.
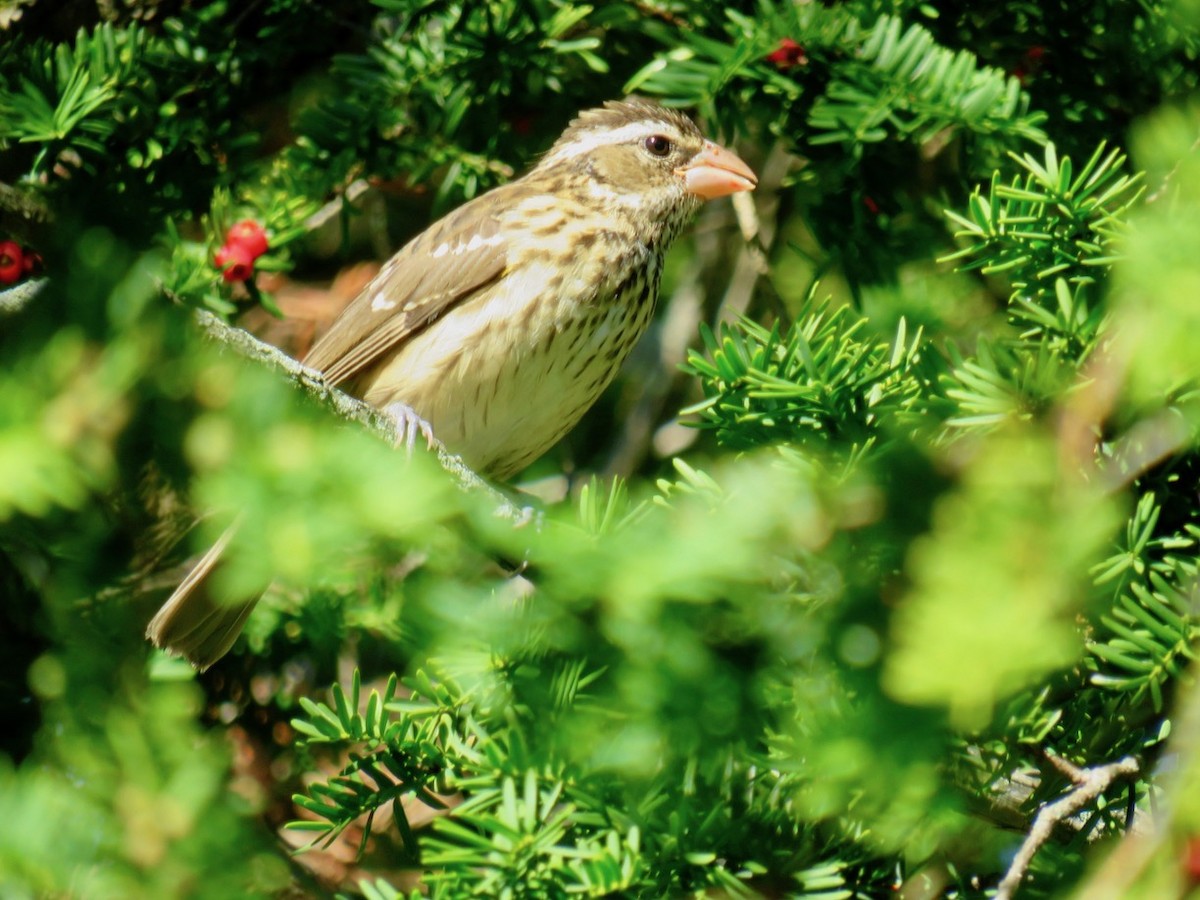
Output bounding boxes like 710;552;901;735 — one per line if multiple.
147;98;757;669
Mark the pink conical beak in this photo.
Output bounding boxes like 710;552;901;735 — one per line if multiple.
678;139;757;199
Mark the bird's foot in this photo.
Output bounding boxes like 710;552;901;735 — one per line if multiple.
381;402;441;457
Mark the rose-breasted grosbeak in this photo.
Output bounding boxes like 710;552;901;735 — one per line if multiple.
147;99;756;668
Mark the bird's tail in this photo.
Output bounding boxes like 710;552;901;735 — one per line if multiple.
145;522;259;671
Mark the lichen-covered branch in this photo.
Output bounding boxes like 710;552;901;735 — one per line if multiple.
192;308;529;521
0;275;45;315
1;278;527;520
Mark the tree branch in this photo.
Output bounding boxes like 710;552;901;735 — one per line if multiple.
995;752;1140;900
191;308;529;521
0;275;45;315
2;277;529;521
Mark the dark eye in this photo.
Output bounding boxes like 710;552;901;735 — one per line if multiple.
644;134;673;157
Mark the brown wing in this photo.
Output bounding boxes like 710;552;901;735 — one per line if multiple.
304;185;518;386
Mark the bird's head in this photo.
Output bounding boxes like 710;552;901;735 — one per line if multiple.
535;99;757;229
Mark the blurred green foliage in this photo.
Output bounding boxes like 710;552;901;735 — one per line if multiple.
2;0;1200;897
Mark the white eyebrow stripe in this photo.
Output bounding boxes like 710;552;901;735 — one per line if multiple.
541;121;685;166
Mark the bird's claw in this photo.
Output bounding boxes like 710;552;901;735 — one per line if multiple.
382;402;440;457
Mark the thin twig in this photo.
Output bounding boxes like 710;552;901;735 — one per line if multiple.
721;140;794;326
1143;131;1200;205
303;178;372;231
995;752;1140;900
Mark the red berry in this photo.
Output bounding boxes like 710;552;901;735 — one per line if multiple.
224;220;269;259
1012;46;1047;85
214;242;256;283
0;240;23;285
766;38;807;69
21;249;42;275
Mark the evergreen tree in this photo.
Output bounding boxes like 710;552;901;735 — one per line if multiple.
2;1;1199;897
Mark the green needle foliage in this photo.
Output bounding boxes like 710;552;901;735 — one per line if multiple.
683;294;928;452
3;1;1200;898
